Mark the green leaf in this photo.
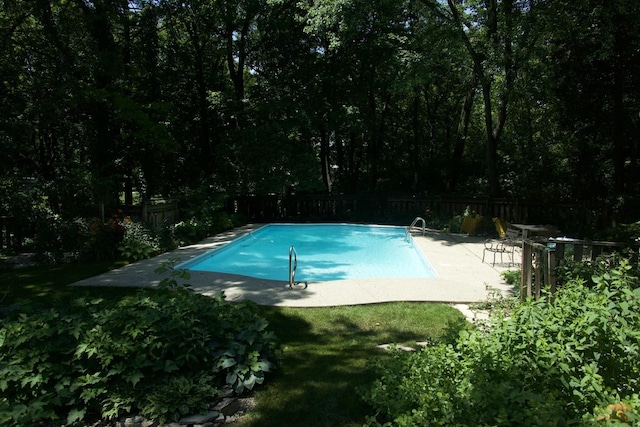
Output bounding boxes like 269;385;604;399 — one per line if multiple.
125;371;144;386
243;374;257;390
164;360;179;373
220;357;237;369
226;372;238;385
67;407;86;424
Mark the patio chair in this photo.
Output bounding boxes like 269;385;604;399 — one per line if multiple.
482;239;511;266
503;228;523;265
482;227;522;266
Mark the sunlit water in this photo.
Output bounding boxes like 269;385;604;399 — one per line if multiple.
176;223;437;282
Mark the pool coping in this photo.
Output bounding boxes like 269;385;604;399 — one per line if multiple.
72;223;516;307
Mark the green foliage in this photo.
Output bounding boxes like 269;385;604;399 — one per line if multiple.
501;269;521;287
420;208;451;231
556;251;640;289
172;219;210;245
32;215;125;264
170;212;239;246
444;206;473;233
0;288;279;426
117;219;160;261
469;284;519;316
168;188;240;245
362;260;640;426
594;220;640;243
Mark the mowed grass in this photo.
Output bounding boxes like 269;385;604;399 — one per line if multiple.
240;303;468;427
1;261;469;426
0;260;132;305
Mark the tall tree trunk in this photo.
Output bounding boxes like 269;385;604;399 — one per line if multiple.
186;21;214;176
447;0;515;197
75;0;122;207
481;77;501;197
612;30;626;195
411;93;422;191
319;124;332;193
449;62;479;191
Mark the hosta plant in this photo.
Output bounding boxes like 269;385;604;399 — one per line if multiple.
0;285;278;426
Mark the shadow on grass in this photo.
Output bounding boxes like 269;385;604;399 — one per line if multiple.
0;261;132;307
243;304;468;427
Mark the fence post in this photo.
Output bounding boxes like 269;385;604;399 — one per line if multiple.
521;240;533;299
547;247;557;295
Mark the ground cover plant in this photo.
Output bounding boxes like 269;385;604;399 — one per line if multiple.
0;281;279;426
362;259;640;426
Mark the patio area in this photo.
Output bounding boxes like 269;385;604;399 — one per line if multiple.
72;224;516;307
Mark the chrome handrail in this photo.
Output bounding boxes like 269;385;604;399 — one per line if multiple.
406;216;426;240
289;245;297;289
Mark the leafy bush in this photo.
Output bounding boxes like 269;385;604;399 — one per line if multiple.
556;250;640;289
420;208;451;231
171;211;239;246
118;218;160;261
172;218;209;245
593;220;640;243
0;287;278;426
500;269;521;286
33;215;125;263
32;215;84;262
362;259;640;426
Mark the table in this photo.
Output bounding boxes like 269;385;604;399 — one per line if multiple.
511;224;559;240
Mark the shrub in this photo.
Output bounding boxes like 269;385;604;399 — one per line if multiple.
362;259;640;426
0;286;279;426
555;250;640;289
33;215;125;263
172;218;209;245
118;218;160;261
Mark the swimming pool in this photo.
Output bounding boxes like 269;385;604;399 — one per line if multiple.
175;223;437;282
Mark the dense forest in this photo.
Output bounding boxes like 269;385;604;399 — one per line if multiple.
2;0;640;219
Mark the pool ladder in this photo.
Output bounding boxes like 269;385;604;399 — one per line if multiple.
289;245;307;289
406;216;426;241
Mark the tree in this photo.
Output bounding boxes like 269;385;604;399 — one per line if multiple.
542;0;640;201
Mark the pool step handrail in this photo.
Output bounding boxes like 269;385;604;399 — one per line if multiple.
288;245;308;289
406;216;426;240
289;245;298;289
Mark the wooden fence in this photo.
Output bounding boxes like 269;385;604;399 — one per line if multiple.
225;194;611;233
118;199;178;228
520;238;639;299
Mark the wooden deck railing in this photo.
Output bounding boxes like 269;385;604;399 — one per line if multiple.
521;238;639;299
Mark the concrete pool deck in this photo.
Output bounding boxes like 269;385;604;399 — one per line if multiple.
73;223;517;307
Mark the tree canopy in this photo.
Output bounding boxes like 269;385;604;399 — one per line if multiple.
2;0;639;217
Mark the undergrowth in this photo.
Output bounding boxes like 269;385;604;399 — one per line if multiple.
0;268;279;426
362;259;640;426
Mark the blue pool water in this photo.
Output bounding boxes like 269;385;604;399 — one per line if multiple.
176;223;437;282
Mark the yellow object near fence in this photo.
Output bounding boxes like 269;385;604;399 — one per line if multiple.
492;217;507;238
461;216;485;236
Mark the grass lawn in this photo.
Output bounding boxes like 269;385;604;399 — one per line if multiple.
0;260;133;306
239;303;468;427
0;261;470;426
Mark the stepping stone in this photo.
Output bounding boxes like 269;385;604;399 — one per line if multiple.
178;411;220;425
376;343;415;352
